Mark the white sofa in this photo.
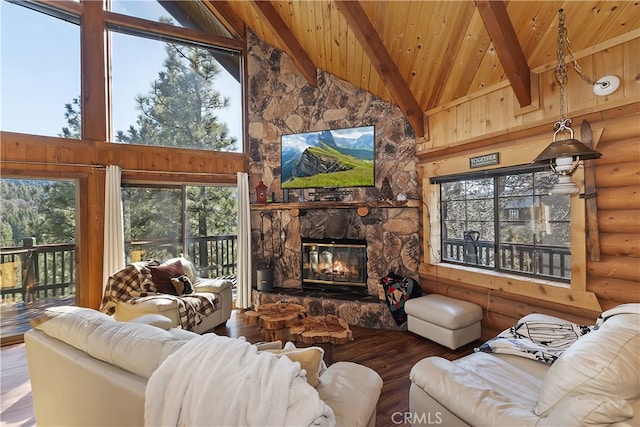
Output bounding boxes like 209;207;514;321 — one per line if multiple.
409;304;640;426
101;257;233;334
25;306;383;427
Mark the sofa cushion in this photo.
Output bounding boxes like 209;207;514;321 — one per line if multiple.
35;306;196;379
149;260;185;295
264;346;325;387
87;320;191;379
34;306;114;351
538;394;633;426
535;309;640;417
410;352;542;426
128;314;174;330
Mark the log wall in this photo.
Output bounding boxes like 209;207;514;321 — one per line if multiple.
418;34;640;339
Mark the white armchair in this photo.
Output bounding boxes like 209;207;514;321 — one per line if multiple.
100;257;233;334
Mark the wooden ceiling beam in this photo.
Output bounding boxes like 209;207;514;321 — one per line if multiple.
475;0;532;107
336;0;426;138
202;0;246;40
250;1;318;87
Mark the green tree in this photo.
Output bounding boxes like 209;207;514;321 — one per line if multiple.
29;181;76;244
115;43;237;151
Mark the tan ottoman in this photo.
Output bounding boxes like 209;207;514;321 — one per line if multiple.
404;294;482;350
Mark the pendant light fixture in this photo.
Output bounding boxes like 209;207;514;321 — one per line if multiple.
532;9;606;195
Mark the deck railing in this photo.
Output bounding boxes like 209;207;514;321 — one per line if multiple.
1;235;238;303
0;243;76;303
443;238;571;280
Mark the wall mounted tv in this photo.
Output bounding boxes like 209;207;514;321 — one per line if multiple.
281;125;375;189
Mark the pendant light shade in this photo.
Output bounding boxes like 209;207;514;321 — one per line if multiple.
532;137;602;164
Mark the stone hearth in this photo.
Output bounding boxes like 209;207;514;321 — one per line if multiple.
253;288;406;330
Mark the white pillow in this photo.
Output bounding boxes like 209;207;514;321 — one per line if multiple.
87;320;187;379
34;306;114;353
535;313;640;415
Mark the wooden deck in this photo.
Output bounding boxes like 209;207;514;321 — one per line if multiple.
0;308;478;427
1;296;76;346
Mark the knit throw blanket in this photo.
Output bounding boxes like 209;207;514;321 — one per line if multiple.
145;334;335;426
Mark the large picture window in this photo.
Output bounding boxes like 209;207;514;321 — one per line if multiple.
110;32;242;152
122;184;238;278
0;2;80;137
436;166;571;282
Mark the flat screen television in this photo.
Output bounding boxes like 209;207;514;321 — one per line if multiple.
281;125;375;189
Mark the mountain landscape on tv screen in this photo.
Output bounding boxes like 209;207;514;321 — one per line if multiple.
281;126;375;189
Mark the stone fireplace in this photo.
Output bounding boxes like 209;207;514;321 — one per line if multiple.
301;238;368;294
246;28;421;329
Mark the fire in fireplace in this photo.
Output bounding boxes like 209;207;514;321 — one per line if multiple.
301;238;367;293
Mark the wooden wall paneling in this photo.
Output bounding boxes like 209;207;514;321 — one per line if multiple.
598;209;640;234
623;39;640;99
588;256;640;283
595;138;640;165
565;54;596;113
599;233;640;258
593;44;625;107
588;276;640;305
595;162;640;188
596;185;640;210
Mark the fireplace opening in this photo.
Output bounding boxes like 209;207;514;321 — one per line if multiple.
301;238;367;294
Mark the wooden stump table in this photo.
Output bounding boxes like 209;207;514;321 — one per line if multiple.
243;302;306;342
289;314;353;364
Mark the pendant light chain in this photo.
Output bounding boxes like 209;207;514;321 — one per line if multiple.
556;9;598;127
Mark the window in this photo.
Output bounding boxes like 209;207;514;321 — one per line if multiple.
110;32;242;152
1;178;77;341
0;1;80;137
436;166;571;282
122;184;238;278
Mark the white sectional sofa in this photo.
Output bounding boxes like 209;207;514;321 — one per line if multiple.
26;306;383;427
409;304;640;426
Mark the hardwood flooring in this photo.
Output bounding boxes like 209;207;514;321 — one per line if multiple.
0;309;477;427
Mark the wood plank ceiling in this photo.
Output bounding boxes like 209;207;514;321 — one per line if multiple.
201;1;640;137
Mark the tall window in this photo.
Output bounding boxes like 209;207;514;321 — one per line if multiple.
436;167;571;282
1;178;77;341
122;184;238;278
0;1;80;137
110;32;242;152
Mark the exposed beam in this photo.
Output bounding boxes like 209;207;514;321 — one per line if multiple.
335;0;425;138
202;0;246;40
250;1;317;87
475;0;532;107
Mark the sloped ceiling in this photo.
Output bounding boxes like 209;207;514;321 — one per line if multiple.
202;0;640;137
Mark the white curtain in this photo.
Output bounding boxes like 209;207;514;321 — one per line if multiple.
102;165;125;293
236;172;253;309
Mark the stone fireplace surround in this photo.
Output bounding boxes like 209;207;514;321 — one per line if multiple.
250;204;420;329
246;28;421;329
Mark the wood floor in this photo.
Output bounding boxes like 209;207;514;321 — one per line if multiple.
0;309;477;427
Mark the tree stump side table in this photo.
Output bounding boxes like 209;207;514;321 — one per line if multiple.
243;302;307;342
289;314;353;364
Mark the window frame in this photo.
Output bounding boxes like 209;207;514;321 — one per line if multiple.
434;164;572;283
421;138;598;312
